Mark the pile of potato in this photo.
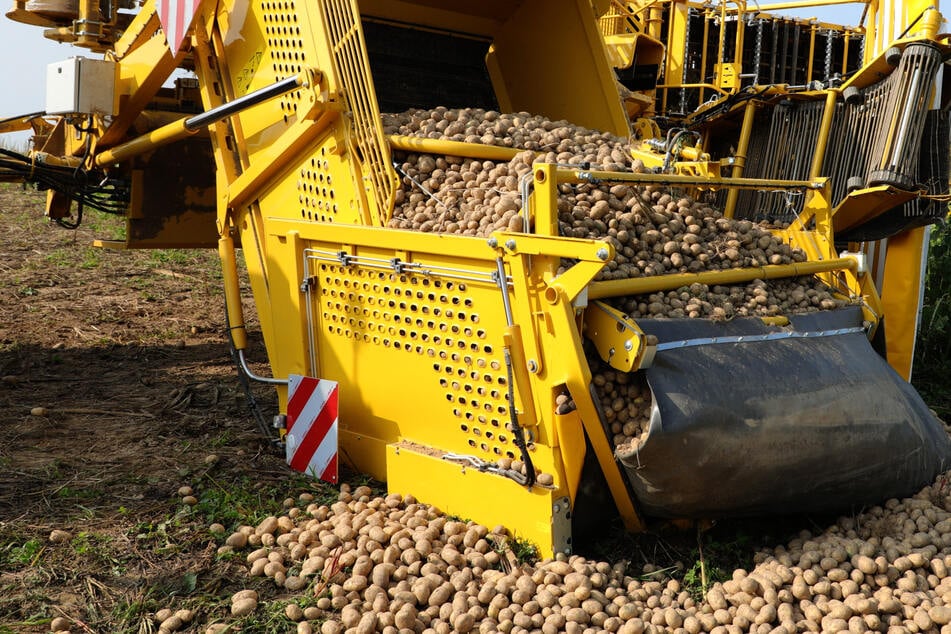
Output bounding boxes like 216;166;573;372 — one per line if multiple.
381;108;626;156
162;474;951;634
383;107;844;308
590;367;652;452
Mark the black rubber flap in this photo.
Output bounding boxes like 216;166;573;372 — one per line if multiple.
618;308;951;518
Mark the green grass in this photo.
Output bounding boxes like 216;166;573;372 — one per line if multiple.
4;538;43;568
177;471;340;530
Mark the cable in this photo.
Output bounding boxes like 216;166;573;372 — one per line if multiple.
224;306;281;448
0;147;130;227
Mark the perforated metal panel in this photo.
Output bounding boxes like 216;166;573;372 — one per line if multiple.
298;147;339;223
261;0;306;120
309;255;521;460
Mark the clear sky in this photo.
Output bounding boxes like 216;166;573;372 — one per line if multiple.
0;14;76;118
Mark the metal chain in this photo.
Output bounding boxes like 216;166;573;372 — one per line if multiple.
753;19;763;86
824;29;834;82
680;7;693;113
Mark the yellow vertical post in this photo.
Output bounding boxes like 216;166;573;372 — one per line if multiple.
647;4;664;39
808;90;838;180
865;0;878;63
663;0;690;112
807;25;816;83
77;0;98;47
731;0;746;89
219;234;248;351
699;10;711;105
880;227;930;380
841;31;850;76
723;101;758;218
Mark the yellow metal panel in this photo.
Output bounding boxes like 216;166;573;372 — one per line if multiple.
880;227;929;380
254;130;373;226
100;20;180;148
831;186;919;234
584;301;649;372
301;242;544;469
387;445;570;557
486;0;630;137
715;62;739;90
213;0;398;226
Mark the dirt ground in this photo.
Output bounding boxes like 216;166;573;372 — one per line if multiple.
0;183;327;632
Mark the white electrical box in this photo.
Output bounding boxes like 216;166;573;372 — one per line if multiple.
46;57;116;116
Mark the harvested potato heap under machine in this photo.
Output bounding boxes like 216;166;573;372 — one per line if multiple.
2;0;950;555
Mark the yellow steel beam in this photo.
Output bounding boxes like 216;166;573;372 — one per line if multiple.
588;257;858;299
98;1;181;148
388;135;524;161
554;168;823;191
554;288;645;534
808;91;839;181
94;118;192;167
219;234;248;350
723;101;758;218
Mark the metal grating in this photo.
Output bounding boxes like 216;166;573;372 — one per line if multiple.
736;45;943;227
315;263;517;458
867;43;943;188
261;0;306;119
318;0;398;226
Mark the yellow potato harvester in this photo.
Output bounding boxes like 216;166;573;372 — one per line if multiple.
2;0;950;555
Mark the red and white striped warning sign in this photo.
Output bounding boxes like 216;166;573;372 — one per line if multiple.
155;0;203;53
285;374;339;484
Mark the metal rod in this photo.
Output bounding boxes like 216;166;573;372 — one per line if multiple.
655;326;865;352
588;257;857;299
94;74;304;167
185;74;304;131
809;90;839;179
724;101;759;218
388;135;522;161
558;168;824;190
237;350;289;385
496;258;515;326
751;0;858;11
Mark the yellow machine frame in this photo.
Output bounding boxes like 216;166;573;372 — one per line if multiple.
3;0;947;555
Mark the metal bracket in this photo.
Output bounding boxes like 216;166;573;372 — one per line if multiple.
552;496;573;556
73;18;105;38
585;301;654;371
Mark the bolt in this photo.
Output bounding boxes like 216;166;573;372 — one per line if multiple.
624;339;634;351
596;248;609;261
487;237;498;248
527;360;538;373
553;504;561;513
505;239;517;251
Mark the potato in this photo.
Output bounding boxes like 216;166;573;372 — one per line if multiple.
231;597;257;616
49;529;72;544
